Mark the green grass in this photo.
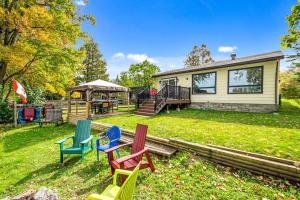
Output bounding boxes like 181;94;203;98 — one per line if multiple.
0;124;299;199
97;99;300;161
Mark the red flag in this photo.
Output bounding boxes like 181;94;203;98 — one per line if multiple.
12;80;27;104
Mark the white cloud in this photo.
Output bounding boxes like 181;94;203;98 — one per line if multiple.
112;52;125;60
126;54;157;63
75;0;87;6
218;46;238;53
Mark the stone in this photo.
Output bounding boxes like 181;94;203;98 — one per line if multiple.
33;187;59;200
11;189;36;200
190;102;277;113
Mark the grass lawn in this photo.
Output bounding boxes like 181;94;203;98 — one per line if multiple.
96;99;300;161
0;124;299;199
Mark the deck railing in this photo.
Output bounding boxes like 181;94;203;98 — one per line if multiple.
136;85;191;111
136;87;151;109
154;85;191;111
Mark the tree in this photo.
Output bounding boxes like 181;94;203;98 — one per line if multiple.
77;40;109;83
119;60;160;87
280;70;300;98
185;44;214;68
281;1;300;60
0;0;95;101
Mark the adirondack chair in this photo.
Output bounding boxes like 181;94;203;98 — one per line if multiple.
96;126;121;163
105;124;155;177
88;162;141;200
55;120;93;163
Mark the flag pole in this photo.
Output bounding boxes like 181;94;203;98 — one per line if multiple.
12;80;17;128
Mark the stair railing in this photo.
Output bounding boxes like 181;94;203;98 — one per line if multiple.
154;85;168;111
136;87;150;109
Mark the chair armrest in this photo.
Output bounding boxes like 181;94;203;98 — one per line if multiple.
113;169;133;185
55;136;74;144
88;193;103;200
80;136;93;145
116;148;149;164
110;138;120;144
96;136;107;146
105;142;133;153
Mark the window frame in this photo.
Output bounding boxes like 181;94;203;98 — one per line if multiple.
192;71;217;95
227;66;264;94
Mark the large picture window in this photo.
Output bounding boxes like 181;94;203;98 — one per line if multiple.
228;66;263;94
192;72;216;94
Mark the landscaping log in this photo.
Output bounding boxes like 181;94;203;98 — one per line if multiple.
169;138;300;182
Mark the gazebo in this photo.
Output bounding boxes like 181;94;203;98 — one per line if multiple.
67;79;130;121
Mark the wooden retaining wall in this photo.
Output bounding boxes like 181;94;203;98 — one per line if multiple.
169;139;300;182
67;119;300;182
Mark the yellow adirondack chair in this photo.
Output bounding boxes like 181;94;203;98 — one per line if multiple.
88;162;141;200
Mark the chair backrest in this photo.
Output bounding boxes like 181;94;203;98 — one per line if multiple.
105;126;121;148
131;124;148;161
73;120;91;148
116;162;141;200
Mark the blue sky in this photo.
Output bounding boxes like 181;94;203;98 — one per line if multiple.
76;0;296;79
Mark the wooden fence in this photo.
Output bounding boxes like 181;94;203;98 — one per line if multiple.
71;120;300;183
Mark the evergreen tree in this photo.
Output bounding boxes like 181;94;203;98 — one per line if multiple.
185;44;214;68
78;40;109;83
184;45;200;67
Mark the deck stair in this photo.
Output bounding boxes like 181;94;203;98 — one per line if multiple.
136;99;156;116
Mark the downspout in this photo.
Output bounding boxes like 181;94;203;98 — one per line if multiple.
275;60;279;106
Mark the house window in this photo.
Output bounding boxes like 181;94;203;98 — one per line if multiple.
228;66;263;94
160;77;177;89
192;72;216;94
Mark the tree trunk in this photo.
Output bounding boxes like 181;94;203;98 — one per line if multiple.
0;60;8;84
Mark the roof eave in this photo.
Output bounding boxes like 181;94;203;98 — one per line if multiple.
152;55;284;78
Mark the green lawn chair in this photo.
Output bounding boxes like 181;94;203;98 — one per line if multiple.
88;162;141;200
55;120;93;163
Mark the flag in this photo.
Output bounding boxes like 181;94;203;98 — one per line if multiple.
12;80;27;104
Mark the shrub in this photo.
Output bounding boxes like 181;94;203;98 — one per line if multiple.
0;101;13;124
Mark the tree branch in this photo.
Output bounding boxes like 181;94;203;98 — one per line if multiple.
3;53;39;84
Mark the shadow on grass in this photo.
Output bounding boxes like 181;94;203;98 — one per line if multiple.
151;107;300;129
14;156;81;187
2;124;75;153
279;99;300;113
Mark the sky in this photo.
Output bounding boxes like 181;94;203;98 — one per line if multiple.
75;0;297;79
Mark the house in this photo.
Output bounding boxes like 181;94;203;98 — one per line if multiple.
151;51;284;113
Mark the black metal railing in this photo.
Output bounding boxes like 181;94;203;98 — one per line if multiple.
154;85;168;110
136;85;191;111
154;85;191;111
136;87;150;109
129;86;149;101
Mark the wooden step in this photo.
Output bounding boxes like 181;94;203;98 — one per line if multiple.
140;105;155;109
142;103;155;107
135;111;155;116
120;135;177;157
137;108;155;113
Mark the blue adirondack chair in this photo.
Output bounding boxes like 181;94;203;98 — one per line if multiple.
96;126;121;163
55;120;93;163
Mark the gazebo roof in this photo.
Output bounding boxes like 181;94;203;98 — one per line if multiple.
70;79;129;92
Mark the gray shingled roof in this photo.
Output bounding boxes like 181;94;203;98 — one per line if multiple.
153;51;284;77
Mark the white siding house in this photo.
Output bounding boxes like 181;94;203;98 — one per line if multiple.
153;51;283;112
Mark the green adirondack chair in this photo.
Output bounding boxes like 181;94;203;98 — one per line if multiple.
88;162;141;200
55;120;93;163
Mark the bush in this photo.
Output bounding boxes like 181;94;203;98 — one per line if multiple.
0;101;13;124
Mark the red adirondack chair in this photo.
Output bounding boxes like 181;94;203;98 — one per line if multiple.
105;124;155;177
